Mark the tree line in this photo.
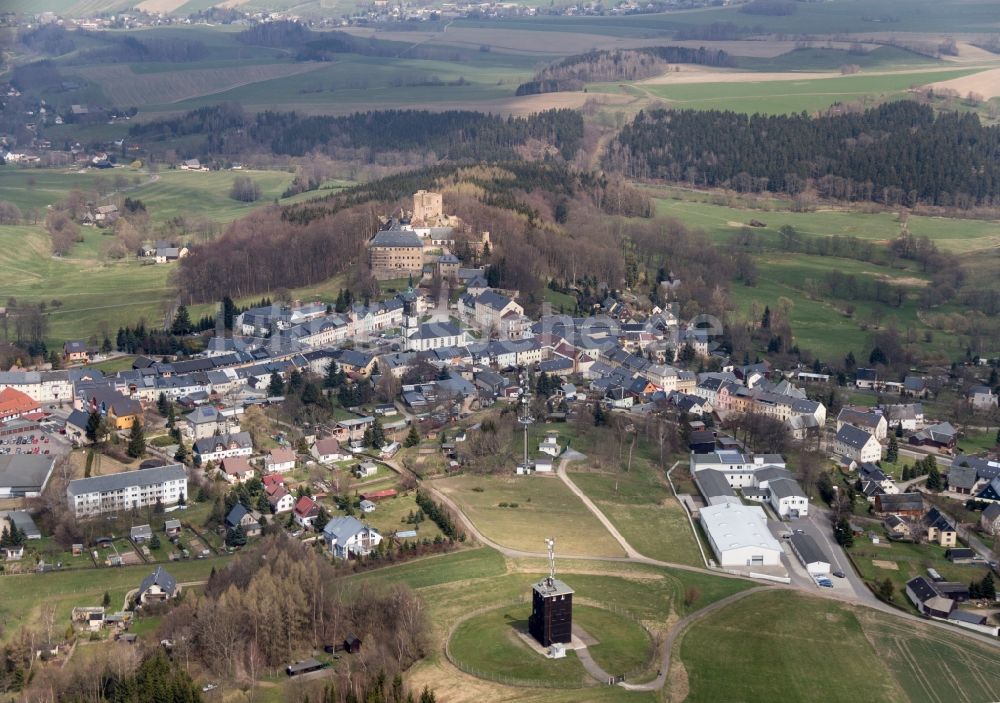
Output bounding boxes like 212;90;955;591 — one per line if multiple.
516;46;734;95
128;104;585;164
606;101;1000;207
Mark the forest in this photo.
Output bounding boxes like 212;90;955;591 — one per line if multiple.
128;105;585;163
606;102;1000;207
516;46;735;95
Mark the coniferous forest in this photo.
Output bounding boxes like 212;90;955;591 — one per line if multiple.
606;102;1000;207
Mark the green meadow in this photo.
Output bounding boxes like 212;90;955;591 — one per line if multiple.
634;68;980;115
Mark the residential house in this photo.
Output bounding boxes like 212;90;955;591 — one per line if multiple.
976;477;1000;504
884;514;912;540
359;499;376;513
948;461;979;495
266;484;295;514
538;433;562;457
312;437;349;464
265;447;296;473
184;406;230;440
981;503;1000;535
855;368;879;390
220;456;256;484
63;341;91;364
322;516;382;559
194;432;253;464
225;504;261;538
293;496;321;529
967;385;998;411
922;507;957;547
883;403;924;432
833;424;882;464
836;408;888;441
138;567;179;604
78;385;142;429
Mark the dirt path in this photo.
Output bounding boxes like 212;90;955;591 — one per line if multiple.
620;587;769;692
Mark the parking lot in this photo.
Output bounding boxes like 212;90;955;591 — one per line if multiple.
0;432;54;456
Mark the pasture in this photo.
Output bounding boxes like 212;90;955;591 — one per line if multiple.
434;473;627;558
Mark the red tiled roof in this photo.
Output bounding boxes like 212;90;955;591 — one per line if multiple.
360;489;397;501
221;456;252;476
0;388;40;420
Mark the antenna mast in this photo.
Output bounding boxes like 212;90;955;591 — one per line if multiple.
545;537;556;585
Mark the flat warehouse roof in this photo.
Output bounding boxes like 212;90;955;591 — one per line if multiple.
0;455;56;493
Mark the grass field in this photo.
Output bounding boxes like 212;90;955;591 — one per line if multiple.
737;46;943;73
632;68;981;115
650;190;1000;255
434;473;627;557
449;603;593;687
679;590;905;702
858;607;1000;703
0;557;224;643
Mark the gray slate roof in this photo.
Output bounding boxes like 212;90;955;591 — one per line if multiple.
67;464;186;497
139;566;177;597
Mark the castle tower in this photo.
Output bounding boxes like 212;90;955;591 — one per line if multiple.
412;190;443;224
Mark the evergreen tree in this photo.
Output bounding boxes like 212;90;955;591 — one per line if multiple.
593;403;607;426
404;425;420;447
761;305;771;329
895;422;903;438
325;362;345;388
171;304;193;335
371;418;386;449
981;573;996;600
268;372;284;397
315;506;330;532
222;295;236;330
926;463;943;491
157;392;169;416
833;517;854;548
149;532;161;550
102;591;111;608
288;369;304;393
127;419;145;458
301;382;321;405
886;436;899;464
225;524;247;547
844;351;856;372
869;346;888;365
85;410;104;443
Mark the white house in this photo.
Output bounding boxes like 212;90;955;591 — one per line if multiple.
138;567;179;604
220;456;256;484
768;477;809;518
699;503;783;568
265;485;295;514
322;516;382;559
837;408;888;441
312;437;350;464
832;424;882;464
194;432;253;464
265;447;296;473
293;496;321;529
